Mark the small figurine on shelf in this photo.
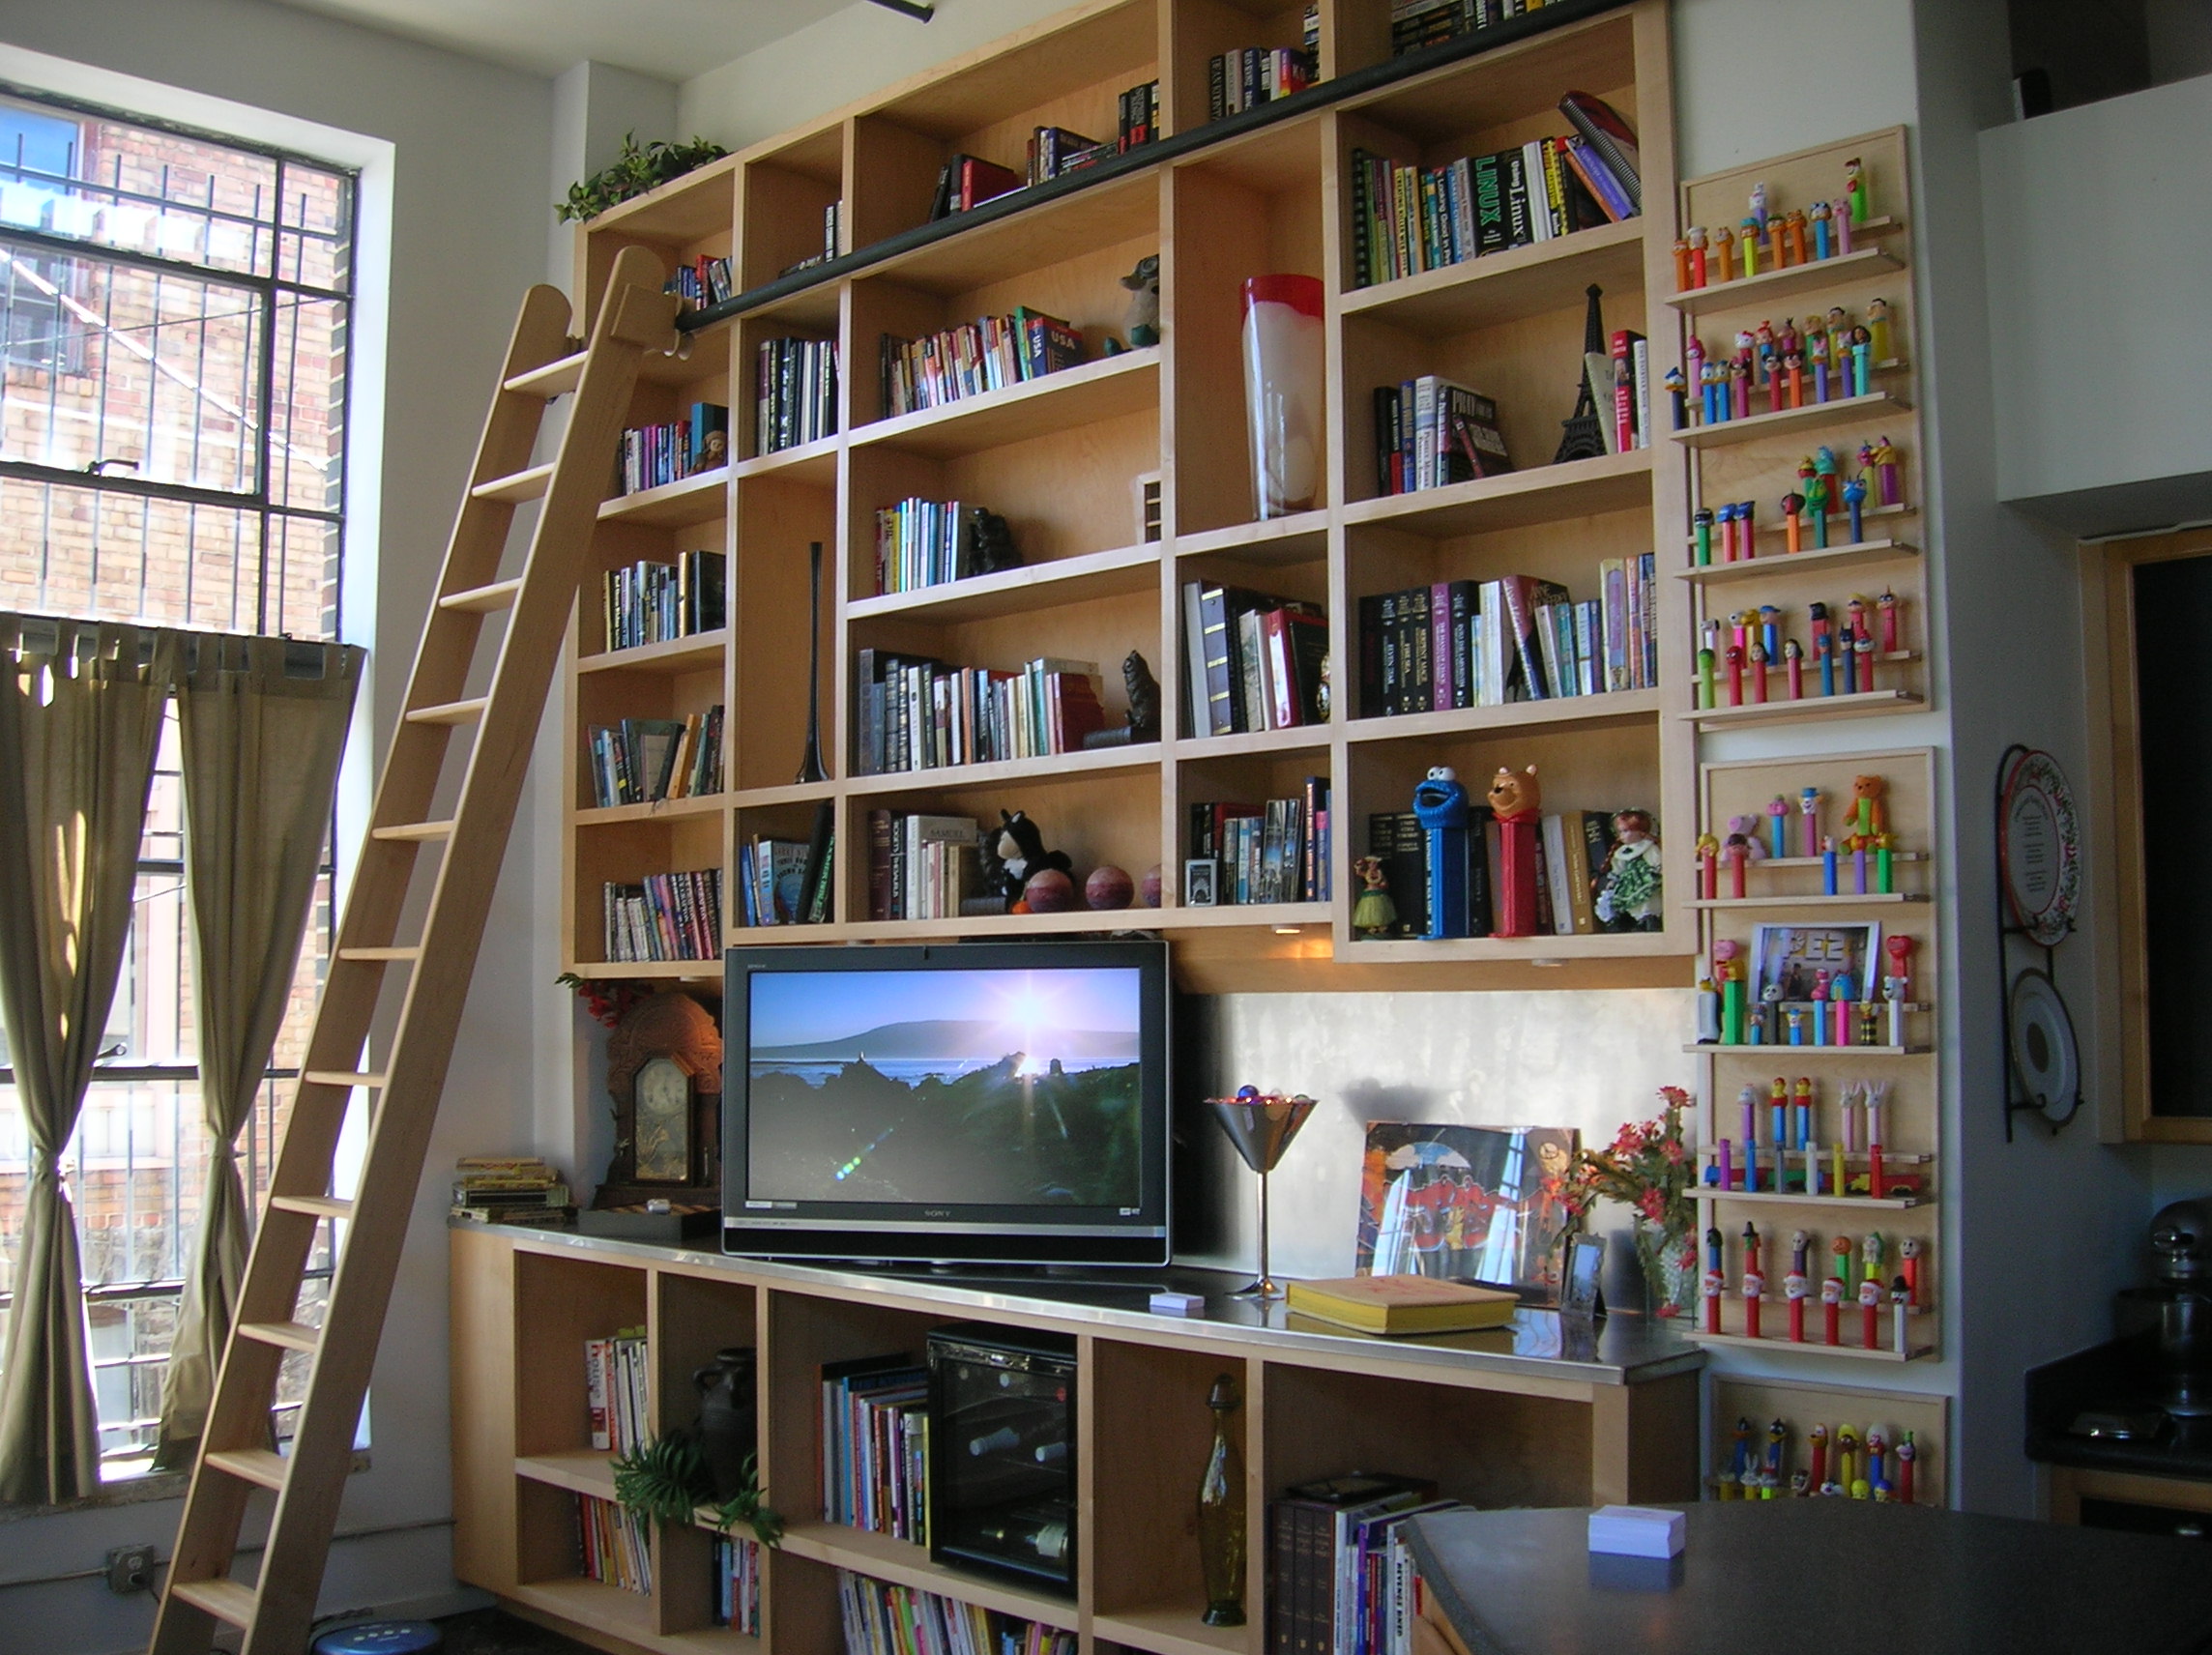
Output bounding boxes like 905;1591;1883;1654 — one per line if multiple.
1867;297;1894;363
1594;807;1663;932
1845;156;1869;223
1872;433;1904;506
1851;773;1888;838
1487;766;1542;937
1121;254;1160;348
1414;768;1471;941
982;810;1072;910
1351;856;1397;938
1664;364;1688;431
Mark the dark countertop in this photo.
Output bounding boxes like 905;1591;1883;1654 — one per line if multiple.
1405;1502;2212;1655
2026;1336;2212;1482
460;1223;1705;1388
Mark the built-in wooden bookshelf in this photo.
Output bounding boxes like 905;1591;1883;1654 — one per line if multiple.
557;0;1692;995
452;1225;1699;1655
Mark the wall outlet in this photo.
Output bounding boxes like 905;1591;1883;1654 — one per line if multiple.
104;1545;155;1595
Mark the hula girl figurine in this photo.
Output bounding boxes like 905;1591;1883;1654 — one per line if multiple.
1352;856;1397;938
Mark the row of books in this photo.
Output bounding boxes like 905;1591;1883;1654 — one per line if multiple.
1348;138;1616;290
585;1328;651;1455
577;1494;653;1595
757;335;839;454
779;199;846;279
929;153;1027;219
1268;1471;1465;1655
448;1155;572;1229
821;1355;929;1541
1116;79;1160;151
665;252;736;311
1365;802;1638;939
854;650;1108;775
835;1571;1075;1655
1595;327;1651;454
1190;785;1331;906
879;308;1083;419
1389;0;1533;54
1373;377;1512;495
618;402;728;496
873;498;1002;595
1178;583;1328;739
1208;45;1315;118
737;807;835;927
862;811;1001;922
599;548;725;653
712;1534;762;1635
1355;562;1658;717
1024;124;1118;186
585;709;724;809
602;869;724;962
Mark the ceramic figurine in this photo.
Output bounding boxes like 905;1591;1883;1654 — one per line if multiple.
1351;856;1396;937
1594;807;1663;932
982;809;1072;907
1486;766;1542;937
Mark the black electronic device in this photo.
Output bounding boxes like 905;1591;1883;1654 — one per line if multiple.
927;1323;1078;1594
721;938;1172;1267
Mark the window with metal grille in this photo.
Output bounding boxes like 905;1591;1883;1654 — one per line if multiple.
0;84;357;1473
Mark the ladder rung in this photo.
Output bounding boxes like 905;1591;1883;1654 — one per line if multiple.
270;1194;354;1222
439;577;522;614
204;1447;289;1491
505;348;587;398
405;696;488;726
237;1320;321;1354
372;819;454;843
338;945;422;962
170;1577;259;1628
302;1070;386;1089
471;461;555;504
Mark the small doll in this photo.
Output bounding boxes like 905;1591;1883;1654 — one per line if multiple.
1351;856;1396;937
1594;807;1662;932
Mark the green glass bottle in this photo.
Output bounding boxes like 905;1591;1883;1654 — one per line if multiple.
1197;1374;1246;1627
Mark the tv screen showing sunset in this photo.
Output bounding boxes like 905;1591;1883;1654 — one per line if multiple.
745;967;1144;1207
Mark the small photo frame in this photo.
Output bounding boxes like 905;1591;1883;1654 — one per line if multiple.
1183;857;1217;907
1560;1234;1606;1316
1749;921;1881;1002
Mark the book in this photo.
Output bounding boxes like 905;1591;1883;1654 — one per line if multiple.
1285;1275;1520;1335
1558;91;1641;212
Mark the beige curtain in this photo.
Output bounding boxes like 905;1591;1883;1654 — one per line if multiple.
152;635;361;1470
0;617;176;1505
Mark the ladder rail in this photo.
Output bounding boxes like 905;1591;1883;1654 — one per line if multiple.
148;245;679;1655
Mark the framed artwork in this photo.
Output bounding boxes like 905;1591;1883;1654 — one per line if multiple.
1749;921;1882;1003
1353;1121;1580;1299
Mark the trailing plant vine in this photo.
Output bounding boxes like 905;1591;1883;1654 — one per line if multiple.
559;132;729;223
610;1431;782;1546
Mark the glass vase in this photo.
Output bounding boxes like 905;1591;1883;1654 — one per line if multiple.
1634;1220;1698;1320
1240;274;1324;519
1196;1374;1246;1626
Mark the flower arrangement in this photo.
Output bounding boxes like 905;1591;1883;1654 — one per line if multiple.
1561;1087;1698;1317
1563;1086;1696;1235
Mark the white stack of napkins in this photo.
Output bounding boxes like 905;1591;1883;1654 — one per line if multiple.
1586;1504;1685;1558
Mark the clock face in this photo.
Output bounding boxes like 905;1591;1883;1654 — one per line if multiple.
634;1056;691;1183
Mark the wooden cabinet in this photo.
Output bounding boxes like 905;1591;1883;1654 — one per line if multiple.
559;0;1692;997
451;1226;1700;1655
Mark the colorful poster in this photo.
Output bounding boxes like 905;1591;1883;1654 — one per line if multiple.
1354;1122;1580;1298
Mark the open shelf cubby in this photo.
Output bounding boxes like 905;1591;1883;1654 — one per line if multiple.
556;0;1694;993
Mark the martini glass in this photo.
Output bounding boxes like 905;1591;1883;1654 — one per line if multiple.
1209;1090;1317;1299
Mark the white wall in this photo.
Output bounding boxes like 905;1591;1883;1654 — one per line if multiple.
0;2;552;1647
1982;71;2212;534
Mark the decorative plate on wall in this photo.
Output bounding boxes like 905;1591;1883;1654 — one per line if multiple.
1998;747;2081;947
2008;967;2081;1126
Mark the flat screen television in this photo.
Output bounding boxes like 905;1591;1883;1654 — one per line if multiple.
722;939;1172;1267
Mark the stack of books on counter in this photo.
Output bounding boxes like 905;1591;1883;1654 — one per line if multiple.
449;1156;573;1228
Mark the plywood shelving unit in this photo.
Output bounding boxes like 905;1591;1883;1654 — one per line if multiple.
558;0;1693;997
451;1227;1699;1655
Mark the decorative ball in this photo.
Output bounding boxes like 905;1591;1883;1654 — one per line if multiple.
1085;864;1134;910
1142;863;1163;907
1022;868;1076;913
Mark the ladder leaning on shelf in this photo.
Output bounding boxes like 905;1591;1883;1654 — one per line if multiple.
148;246;680;1655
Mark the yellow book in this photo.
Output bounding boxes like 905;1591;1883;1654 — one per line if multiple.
1283;1274;1520;1336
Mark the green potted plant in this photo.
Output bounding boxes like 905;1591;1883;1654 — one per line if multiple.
559;132;729;223
612;1430;783;1546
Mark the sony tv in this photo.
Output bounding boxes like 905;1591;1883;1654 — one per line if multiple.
722;939;1171;1267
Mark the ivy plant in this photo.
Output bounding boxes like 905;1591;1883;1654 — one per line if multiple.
558;132;729;223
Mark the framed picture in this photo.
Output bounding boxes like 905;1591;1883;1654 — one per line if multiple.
1353;1122;1581;1299
1748;921;1882;1002
1183;857;1217;907
1560;1234;1606;1316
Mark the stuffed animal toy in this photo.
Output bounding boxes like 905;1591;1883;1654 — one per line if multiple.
981;809;1071;905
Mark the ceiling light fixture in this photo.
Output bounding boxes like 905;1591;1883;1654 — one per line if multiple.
864;0;935;18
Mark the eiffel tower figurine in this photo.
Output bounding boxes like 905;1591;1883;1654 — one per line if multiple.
1554;282;1609;464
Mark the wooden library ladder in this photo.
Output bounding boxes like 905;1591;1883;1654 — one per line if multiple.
148;246;680;1655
